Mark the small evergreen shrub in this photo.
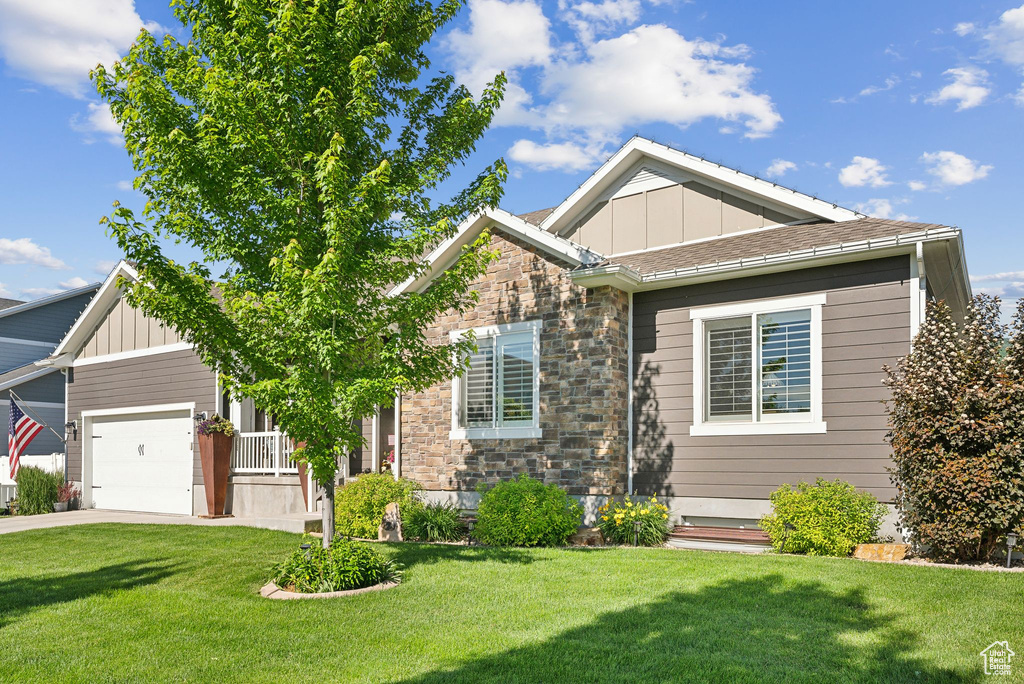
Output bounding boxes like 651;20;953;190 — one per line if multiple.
474;475;582;547
271;536;401;593
334;473;421;539
597;495;671;546
760;478;888;557
404;501;465;542
15;467;62;516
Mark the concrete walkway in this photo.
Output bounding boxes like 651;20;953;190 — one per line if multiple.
0;509;322;535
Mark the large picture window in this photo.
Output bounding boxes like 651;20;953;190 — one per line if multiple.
691;294;825;436
451;321;541;439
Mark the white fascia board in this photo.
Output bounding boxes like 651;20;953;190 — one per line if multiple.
0;366;60;392
389;209;600;296
50;260;139;360
540;136;861;236
0;282;101;321
568;228;961;294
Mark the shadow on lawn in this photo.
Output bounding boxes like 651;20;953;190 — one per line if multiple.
387;543;540;569
0;559;178;629
400;573;974;683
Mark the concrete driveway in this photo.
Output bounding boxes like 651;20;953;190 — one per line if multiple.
0;509;321;535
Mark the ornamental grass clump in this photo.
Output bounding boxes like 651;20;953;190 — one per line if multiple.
597;495;671;546
14;467;63;516
271;535;401;593
403;501;465;542
884;295;1024;562
760;478;888;557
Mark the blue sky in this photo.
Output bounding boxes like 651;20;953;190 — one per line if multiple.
0;0;1021;319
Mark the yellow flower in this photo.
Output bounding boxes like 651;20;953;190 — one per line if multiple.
602;515;608;521
662;514;668;519
625;501;632;507
641;509;648;515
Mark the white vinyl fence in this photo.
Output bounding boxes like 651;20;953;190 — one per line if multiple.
1;453;64;507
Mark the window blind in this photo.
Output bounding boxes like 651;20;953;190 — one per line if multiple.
758;310;811;415
462;338;494;427
706;317;753;420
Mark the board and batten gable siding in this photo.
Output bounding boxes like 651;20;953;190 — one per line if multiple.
0;290;97;343
65;349;217;484
78;295;183;358
632;256;911;503
563;180;799;256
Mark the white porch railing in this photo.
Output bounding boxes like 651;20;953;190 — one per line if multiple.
1;453;65;508
230;430;299;476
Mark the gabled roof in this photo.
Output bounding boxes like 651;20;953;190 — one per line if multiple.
42;261;139;368
389;208;601;295
0;282;101;321
0;298;24;311
0;362;60;392
538;137;861;236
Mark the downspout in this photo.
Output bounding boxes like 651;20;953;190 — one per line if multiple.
626;291;634;497
393;391;401;481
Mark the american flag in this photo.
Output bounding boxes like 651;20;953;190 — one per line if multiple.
8;400;43;480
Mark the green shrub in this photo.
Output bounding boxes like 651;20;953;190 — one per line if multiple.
334;473;421;539
474;475;582;547
15;467;62;516
597;495;671;546
271;535;401;593
760;478;888;557
404;501;465;542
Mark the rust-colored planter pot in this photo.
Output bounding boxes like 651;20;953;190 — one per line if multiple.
199;431;234;518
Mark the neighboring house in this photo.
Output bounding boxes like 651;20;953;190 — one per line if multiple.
0;285;99;469
48;138;971;538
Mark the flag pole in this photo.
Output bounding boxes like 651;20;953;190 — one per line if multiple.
8;390;66;444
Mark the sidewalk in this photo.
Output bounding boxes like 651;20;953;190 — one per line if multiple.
0;509;321;535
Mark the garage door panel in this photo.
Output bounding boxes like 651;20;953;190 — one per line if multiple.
91;410;194;515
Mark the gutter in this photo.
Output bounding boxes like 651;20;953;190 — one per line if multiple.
571;227;962;293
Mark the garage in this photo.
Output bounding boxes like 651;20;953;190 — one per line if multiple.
89;409;194;515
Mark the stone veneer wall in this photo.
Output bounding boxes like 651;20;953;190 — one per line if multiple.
401;229;630;497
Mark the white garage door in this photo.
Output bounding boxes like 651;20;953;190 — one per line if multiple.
91;410;194;515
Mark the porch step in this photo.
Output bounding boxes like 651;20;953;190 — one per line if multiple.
669;525;770;546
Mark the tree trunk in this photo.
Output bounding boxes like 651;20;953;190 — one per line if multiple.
321;477;335;548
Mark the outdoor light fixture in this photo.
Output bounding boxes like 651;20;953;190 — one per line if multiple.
633;520;642;547
1007;532;1018;569
193;412;208;422
300;543;312;561
466;519;475;546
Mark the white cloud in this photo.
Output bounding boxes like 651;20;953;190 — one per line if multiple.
0;238;68;269
920;150;992;186
859;75;900;97
925;67;990;110
116;180;133;191
838;156;891;188
445;1;781;169
560;0;642;42
852;198;914;221
972;270;1024;282
0;283;13;298
954;22;977;37
765;159;796;177
907;180;928;191
508;139;606;172
59;276;91;289
981;4;1024;68
94;260;118;275
20;276;93;298
0;0;160;98
69;102;122;145
1015;83;1024;106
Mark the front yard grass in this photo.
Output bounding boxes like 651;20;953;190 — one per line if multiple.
0;524;1020;682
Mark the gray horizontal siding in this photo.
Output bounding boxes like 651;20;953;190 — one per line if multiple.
0;291;95;343
0;341;57;374
65;349;217;484
632;256;910;503
2;369;65;403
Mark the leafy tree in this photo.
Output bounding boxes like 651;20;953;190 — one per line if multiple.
884;296;1024;562
93;0;506;544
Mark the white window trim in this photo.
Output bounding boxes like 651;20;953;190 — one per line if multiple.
449;320;542;440
690;293;826;437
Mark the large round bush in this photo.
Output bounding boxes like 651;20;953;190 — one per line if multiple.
474;475;582;547
760;478;888;556
271;536;400;593
334;473;421;538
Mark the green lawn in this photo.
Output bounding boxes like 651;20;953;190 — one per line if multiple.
0;525;1020;682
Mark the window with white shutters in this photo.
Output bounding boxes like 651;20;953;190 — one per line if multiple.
453;321;540;438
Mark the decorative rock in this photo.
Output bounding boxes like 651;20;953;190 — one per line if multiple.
378;502;403;542
570;526;604;547
854;543;910;562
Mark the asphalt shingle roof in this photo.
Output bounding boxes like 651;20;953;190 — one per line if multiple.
601;218;951;276
517;207;556;226
0;298;24;311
